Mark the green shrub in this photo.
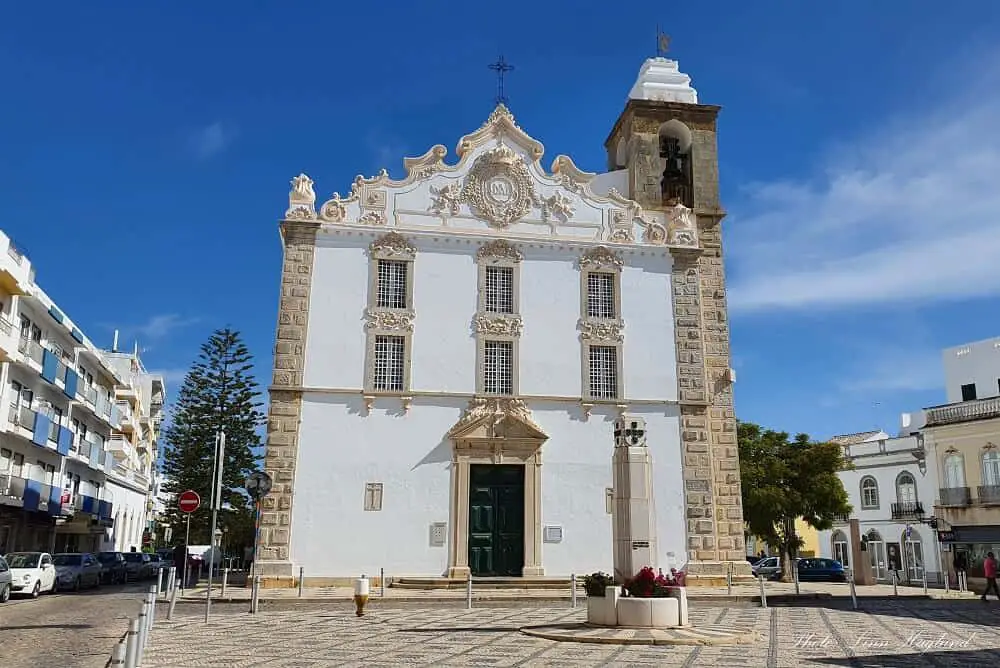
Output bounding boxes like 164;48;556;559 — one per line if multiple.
582;571;614;596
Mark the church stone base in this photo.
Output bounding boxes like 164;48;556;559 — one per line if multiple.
683;560;755;587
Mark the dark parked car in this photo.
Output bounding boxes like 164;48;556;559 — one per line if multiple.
123;552;153;580
767;557;847;582
97;552;128;584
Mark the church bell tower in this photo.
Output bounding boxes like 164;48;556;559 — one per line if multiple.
605;46;751;584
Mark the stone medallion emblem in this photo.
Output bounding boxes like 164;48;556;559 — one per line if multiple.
461;145;535;228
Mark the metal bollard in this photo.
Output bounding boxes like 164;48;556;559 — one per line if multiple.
299;566;304;597
136;603;148;665
922;568;928;596
111;639;126;667
571;573;577;608
165;567;175;600
758;573;768;608
250;574;261;614
726;563;732;596
466;572;473;610
793;561;800;595
848;571;858;610
380;567;385;597
124;618;140;668
155;568;163;598
222;568;228;598
892;570;898;597
167;581;179;620
146;588;157;636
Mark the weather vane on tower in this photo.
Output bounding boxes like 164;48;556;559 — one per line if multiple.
488;55;514;107
656;25;671;57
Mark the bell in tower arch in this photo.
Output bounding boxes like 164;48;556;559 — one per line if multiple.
659;131;693;208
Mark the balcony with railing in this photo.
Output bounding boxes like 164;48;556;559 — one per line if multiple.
891;501;925;520
75;434;93;459
925;396;1000;427
939;487;972;507
107;434;135;459
18;337;43;367
95;394;113;422
88;442;105;471
0;313;14;362
76;382;97;407
978;485;1000;505
41;348;68;388
0;473;27;507
116;401;136;432
831;513;851;524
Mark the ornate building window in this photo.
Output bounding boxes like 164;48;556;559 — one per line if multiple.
943;453;966;488
364;233;416;400
474;240;523;397
860;476;879;509
896;472;917;504
982;450;1000;487
578;246;624;404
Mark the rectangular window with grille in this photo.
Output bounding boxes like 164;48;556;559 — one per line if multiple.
364;483;384;511
376;260;408;309
372;335;405;391
588;345;618;399
483;340;514;395
586;273;616;319
484;265;515;313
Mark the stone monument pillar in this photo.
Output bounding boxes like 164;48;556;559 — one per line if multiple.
611;415;658;583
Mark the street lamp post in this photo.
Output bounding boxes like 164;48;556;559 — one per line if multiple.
204;431;225;623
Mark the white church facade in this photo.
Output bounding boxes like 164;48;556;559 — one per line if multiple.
256;54;749;586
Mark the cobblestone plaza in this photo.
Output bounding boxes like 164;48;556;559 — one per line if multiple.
146;600;1000;667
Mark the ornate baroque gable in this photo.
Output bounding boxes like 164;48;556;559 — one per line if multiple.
283;106;697;249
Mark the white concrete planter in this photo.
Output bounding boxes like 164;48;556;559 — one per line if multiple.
586;585;690;629
585;586;619;626
617;596;680;628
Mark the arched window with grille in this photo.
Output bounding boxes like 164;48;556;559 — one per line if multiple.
943;453;966;488
831;530;850;568
982;451;1000;487
896;472;918;504
860;476;879;509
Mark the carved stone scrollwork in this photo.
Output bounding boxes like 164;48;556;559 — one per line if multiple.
476;239;523;263
429;183;463;217
579;246;624;270
474;314;523;337
578;318;625;343
358;211;387;226
461;145;536;228
666;201;698;247
320;194;348;222
286;173;317;219
609;228;635;243
285;206;316;220
642;223;668;245
452;397;539;432
365;308;415;332
541;192;575;222
369;232;416;259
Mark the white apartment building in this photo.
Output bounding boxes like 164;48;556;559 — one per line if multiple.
0;230;165;554
817;430;943;586
942;337;1000;404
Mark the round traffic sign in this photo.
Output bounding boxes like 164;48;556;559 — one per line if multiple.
178;489;201;514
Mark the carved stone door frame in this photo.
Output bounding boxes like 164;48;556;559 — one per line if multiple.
447;440;544;578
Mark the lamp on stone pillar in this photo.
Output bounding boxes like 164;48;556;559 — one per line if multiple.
611;415;657;584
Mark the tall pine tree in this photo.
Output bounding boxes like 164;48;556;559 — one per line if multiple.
162;328;265;544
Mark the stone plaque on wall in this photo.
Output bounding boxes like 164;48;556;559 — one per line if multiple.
429;522;447;547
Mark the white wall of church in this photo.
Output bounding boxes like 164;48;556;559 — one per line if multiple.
293;232;683;577
304;233;677;401
290;395;686;577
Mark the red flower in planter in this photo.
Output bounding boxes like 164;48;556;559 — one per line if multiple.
624;566;682;597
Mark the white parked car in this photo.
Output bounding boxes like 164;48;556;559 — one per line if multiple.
0;555;12;602
5;551;57;597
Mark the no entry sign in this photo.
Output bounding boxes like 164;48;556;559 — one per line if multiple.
178;490;201;514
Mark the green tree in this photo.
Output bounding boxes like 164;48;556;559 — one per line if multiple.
739;421;852;581
161;328;265;544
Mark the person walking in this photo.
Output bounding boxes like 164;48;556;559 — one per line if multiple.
173;543;187;591
983;551;999;601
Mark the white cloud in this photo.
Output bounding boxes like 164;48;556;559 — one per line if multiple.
188;122;235;160
836;346;942;394
727;50;1000;313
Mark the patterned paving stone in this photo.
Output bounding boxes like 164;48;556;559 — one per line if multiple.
145;600;1000;667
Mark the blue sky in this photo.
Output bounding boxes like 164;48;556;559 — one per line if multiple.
2;2;999;441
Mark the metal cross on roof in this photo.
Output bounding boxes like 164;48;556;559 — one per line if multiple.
656;26;671;57
488;55;515;106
